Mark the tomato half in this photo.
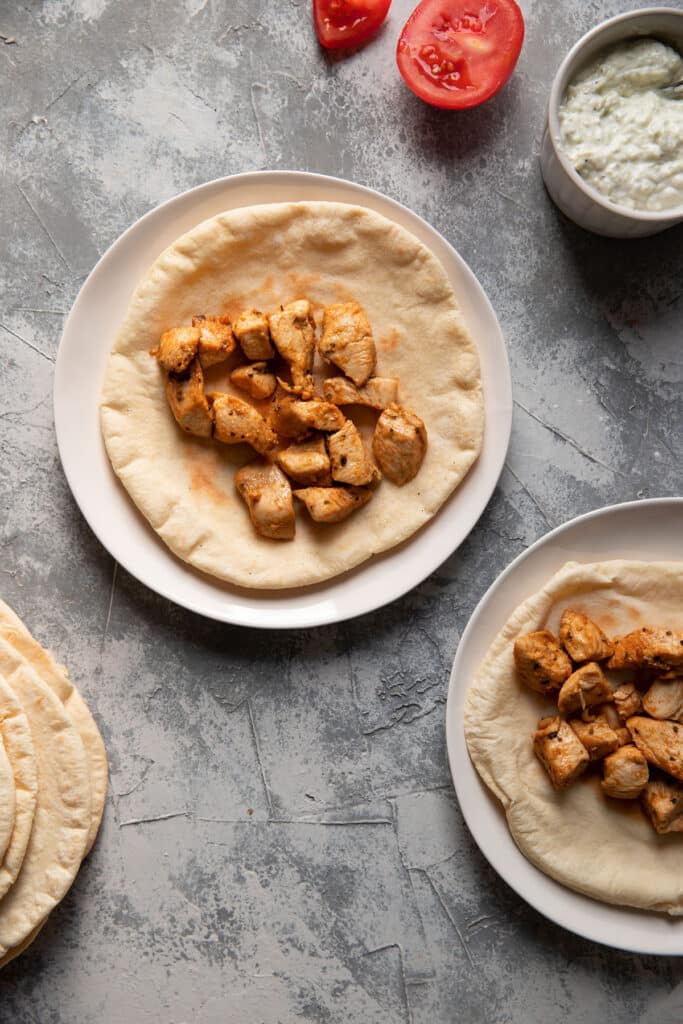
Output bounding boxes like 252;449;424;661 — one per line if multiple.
396;0;524;109
313;0;392;50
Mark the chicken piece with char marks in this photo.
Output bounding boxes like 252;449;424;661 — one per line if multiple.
276;437;332;486
569;714;621;761
272;398;346;439
322;375;398;410
557;662;612;714
608;627;683;671
233;309;274;360
559;609;614;663
235;461;295;540
582;702;631;746
642;671;683;722
268;300;316;395
212;394;277;455
627;716;683;782
641;778;683;833
532;716;589;790
230;362;277;401
327;420;380;487
612;683;642;722
319;302;376;386
514;630;573;695
192;314;236;368
372;404;427;486
156;326;200;374
601;745;649;799
294;486;372;524
165;358;213;438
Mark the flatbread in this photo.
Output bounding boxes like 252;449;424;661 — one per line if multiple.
0;600;107;854
0;922;42;968
465;560;683;914
0;640;90;956
101;202;484;588
0;736;14;866
0;677;37;902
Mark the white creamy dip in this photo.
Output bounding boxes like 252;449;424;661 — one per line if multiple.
559;38;683;212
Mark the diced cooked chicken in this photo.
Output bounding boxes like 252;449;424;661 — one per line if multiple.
319;302;376;386
601;745;649;799
235;461;295;541
642;671;683;722
322;375;399;410
211;394;277;455
612;682;642;722
532;716;589;790
559;609;614;663
165;358;213;438
513;630;573;695
627;716;683;782
608;627;683;671
569;715;621;761
557;662;613;714
276;437;332;486
230;362;277;401
233;309;274;360
641;778;683;834
326;420;380;487
268;300;315;394
156;326;200;374
294;486;372;524
191;314;236;368
272;398;346;439
372;404;427;486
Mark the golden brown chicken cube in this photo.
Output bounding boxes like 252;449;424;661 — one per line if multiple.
294;486;372;524
532;716;589;790
165;358;213;438
268;300;315;394
235;461;295;541
212;394;277;455
276;437;332;487
627;716;683;782
612;683;642;722
191;314;236;368
601;745;649;799
582;702;631;746
513;630;573;695
233;309;275;360
319;302;377;386
557;662;613;714
272;398;346;439
156;326;200;374
230;362;277;401
559;609;614;663
641;778;683;834
372;404;427;486
642;671;683;722
322;375;399;410
569;715;621;761
608;627;683;671
327;420;380;487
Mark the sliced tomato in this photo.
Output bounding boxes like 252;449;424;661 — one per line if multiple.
396;0;524;109
313;0;392;50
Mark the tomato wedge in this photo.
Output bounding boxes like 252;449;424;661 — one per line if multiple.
396;0;524;109
313;0;392;50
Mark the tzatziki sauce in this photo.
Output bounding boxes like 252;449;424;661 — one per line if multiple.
559;38;683;212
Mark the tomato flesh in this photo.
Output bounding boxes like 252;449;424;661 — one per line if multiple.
397;0;524;109
314;0;392;50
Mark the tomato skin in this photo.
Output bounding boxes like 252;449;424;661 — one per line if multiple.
396;0;525;110
313;0;392;50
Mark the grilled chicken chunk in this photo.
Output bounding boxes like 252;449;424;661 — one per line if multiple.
156;326;200;374
641;778;683;834
294;486;372;524
272;398;346;439
327;420;380;487
233;309;274;360
514;630;573;695
269;300;316;394
642;672;683;722
627;716;683;782
322;375;398;410
319;302;376;386
601;745;649;799
276;437;332;486
612;683;642;722
608;627;683;671
569;715;621;761
212;394;277;454
165;358;213;438
557;662;613;714
582;702;631;746
372;404;427;486
230;362;277;401
559;609;613;663
192;314;236;368
235;461;295;541
532;716;589;790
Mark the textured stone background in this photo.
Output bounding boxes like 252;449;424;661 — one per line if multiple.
1;0;683;1021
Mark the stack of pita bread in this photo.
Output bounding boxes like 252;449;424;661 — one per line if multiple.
0;599;106;967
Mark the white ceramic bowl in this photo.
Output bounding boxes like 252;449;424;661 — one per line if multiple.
540;8;683;238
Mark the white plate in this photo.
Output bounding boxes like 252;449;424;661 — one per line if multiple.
54;171;511;628
446;497;683;955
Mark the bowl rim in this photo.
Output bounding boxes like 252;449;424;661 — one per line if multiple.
547;6;683;223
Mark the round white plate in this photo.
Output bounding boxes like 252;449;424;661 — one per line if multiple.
54;171;511;628
446;497;683;954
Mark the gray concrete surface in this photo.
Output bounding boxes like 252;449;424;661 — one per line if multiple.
1;0;683;1020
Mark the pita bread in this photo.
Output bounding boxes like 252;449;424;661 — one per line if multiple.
465;560;683;914
0;737;14;866
0;677;37;902
101;202;483;588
